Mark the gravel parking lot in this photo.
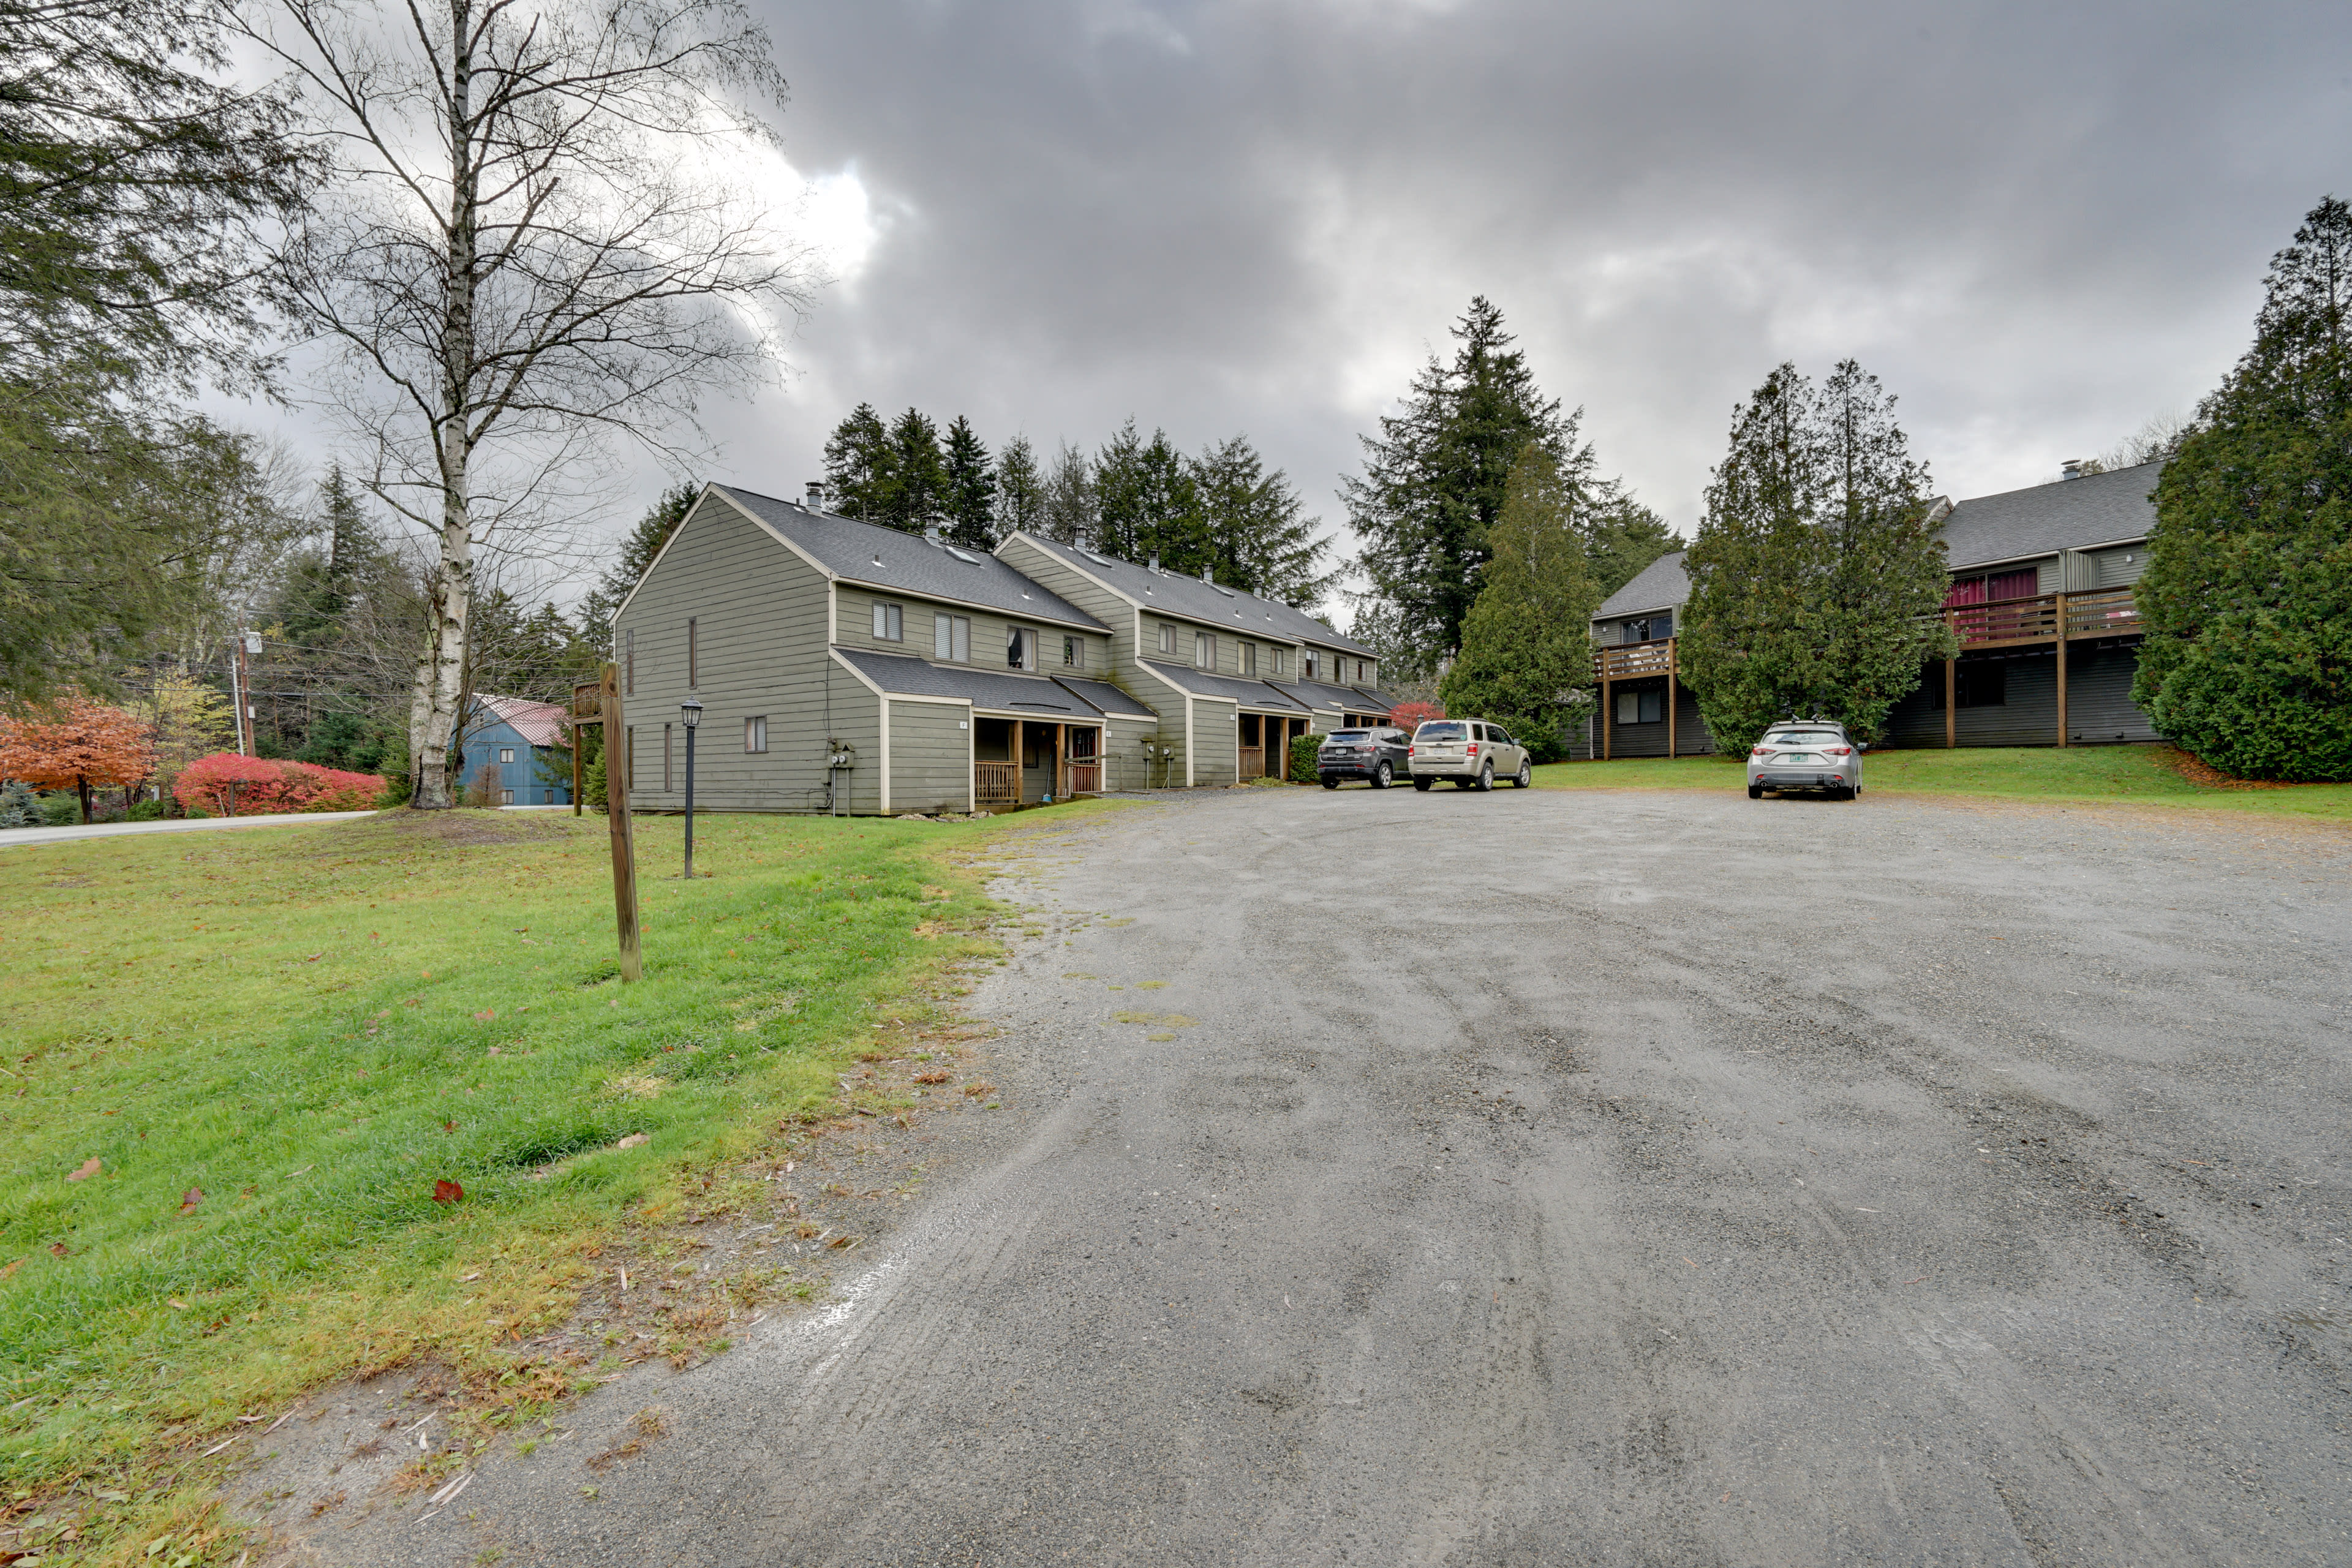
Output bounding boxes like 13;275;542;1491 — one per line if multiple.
295;785;2352;1567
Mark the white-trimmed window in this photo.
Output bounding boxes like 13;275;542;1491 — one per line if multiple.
934;612;970;662
1305;651;1322;680
498;747;514;764
1007;626;1037;670
872;601;904;641
1157;624;1176;655
1273;647;1289;676
1194;631;1215;669
1063;635;1084;669
500;789;513;805
744;715;768;753
1239;643;1256;676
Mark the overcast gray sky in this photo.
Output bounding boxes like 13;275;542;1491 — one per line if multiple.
247;0;2352;580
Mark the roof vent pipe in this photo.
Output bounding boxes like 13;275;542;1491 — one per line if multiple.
805;480;827;509
1200;564;1213;584
2061;459;2084;481
1148;553;1160;572
924;518;943;544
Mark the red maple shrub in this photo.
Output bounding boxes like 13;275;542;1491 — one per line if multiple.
172;753;391;816
1387;699;1444;732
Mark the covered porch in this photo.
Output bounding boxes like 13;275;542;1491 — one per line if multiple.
1239;710;1310;780
974;714;1104;809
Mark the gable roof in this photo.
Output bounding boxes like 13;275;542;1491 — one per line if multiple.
1937;461;2160;570
1007;533;1372;654
709;487;1107;632
472;693;568;749
1270;679;1394;716
1589;460;2167;622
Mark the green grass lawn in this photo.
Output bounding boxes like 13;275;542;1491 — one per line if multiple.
1532;744;2352;821
0;807;1029;1512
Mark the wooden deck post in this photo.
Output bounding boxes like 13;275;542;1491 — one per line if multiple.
1945;657;1956;749
2053;591;2069;748
1602;674;1612;761
1665;641;1678;760
598;662;641;982
1011;718;1024;804
571;724;583;816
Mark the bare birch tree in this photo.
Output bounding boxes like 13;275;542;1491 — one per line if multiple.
241;0;813;806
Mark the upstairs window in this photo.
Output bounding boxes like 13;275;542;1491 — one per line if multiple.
934;612;970;662
1063;635;1084;669
872;601;904;641
1273;647;1289;677
1239;643;1257;676
498;747;515;764
1157;624;1176;655
1008;627;1037;670
744;715;768;753
1194;631;1215;669
1304;651;1321;681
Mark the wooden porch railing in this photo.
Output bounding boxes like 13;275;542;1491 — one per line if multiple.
1943;587;2142;649
1594;638;1675;679
975;761;1020;806
1067;762;1101;794
2060;586;2143;638
1238;746;1263;779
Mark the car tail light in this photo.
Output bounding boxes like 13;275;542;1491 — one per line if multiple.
1751;745;1770;756
1407;745;1415;755
1466;743;1479;756
1825;746;1852;757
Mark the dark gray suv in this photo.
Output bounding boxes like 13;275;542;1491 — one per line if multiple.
1317;726;1412;789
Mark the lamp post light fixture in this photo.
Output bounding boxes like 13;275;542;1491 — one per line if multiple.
679;698;703;880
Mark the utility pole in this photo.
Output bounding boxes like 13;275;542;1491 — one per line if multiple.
230;630;252;755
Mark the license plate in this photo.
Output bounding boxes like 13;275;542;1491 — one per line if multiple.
1777;753;1822;764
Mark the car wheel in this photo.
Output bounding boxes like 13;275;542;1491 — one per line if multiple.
1474;764;1493;792
1412;778;1433;791
1842;786;1858;801
1747;785;1763;799
1373;761;1392;789
1513;759;1532;788
1321;776;1340;790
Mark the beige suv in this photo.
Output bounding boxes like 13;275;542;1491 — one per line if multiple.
1408;719;1532;791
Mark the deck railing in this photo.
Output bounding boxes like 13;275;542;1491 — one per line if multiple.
1067;762;1101;795
975;761;1020;806
1594;638;1675;679
1946;587;2143;649
1238;746;1263;779
2060;586;2143;638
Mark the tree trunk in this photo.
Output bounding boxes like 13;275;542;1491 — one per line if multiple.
408;0;478;812
77;774;92;824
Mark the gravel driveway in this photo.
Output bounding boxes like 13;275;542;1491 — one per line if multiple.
280;786;2352;1567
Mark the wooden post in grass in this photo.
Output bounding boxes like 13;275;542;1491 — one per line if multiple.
600;662;642;982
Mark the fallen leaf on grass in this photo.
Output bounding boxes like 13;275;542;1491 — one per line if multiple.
168;1297;188;1309
305;952;323;963
432;1179;464;1204
460;1272;481;1282
66;1156;101;1182
178;1187;203;1216
443;1120;457;1133
913;1071;951;1085
0;1259;21;1279
474;1009;496;1023
50;1242;69;1257
961;1081;996;1099
615;1133;649;1150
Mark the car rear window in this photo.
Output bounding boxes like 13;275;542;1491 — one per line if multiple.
1415;722;1466;740
1327;731;1367;742
1768;731;1840;745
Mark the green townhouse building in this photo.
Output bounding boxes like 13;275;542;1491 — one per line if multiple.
608;483;1396;815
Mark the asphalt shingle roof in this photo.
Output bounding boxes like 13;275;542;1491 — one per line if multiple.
1138;660;1310;710
1009;534;1372;655
1052;674;1158;718
834;649;1111;717
717;487;1107;631
1937;461;2161;570
1589;461;2166;620
1269;679;1394;715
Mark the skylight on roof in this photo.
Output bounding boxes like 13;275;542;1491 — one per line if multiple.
944;546;982;564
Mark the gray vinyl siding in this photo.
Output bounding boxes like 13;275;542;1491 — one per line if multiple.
827;682;883;813
2065;643;2163;743
1586;677;1716;758
835;588;1110;674
887;699;972;814
1883;643;2160;749
1193;700;1239;786
2066;543;2150;592
612;494;845;813
1102;715;1159;791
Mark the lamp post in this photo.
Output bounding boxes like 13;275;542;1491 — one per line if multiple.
679;698;703;880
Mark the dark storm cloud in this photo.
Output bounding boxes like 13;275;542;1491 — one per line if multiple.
706;0;2352;549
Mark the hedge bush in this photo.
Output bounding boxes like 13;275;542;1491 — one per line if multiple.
1289;731;1324;783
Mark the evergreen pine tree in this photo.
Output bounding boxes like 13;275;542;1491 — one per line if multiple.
2135;195;2352;780
880;407;947;533
1093;420;1148;558
1039;440;1095;545
993;434;1046;538
940;415;997;549
1192;434;1335;606
1343;298;1588;662
1438;443;1602;758
821;403;890;522
1131;428;1208;574
1679;362;1950;753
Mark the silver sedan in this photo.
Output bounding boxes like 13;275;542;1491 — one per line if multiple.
1747;722;1863;801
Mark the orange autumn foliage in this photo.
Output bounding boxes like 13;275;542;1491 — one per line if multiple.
0;700;156;802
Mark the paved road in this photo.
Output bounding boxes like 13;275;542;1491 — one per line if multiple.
0;809;379;846
288;786;2352;1566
